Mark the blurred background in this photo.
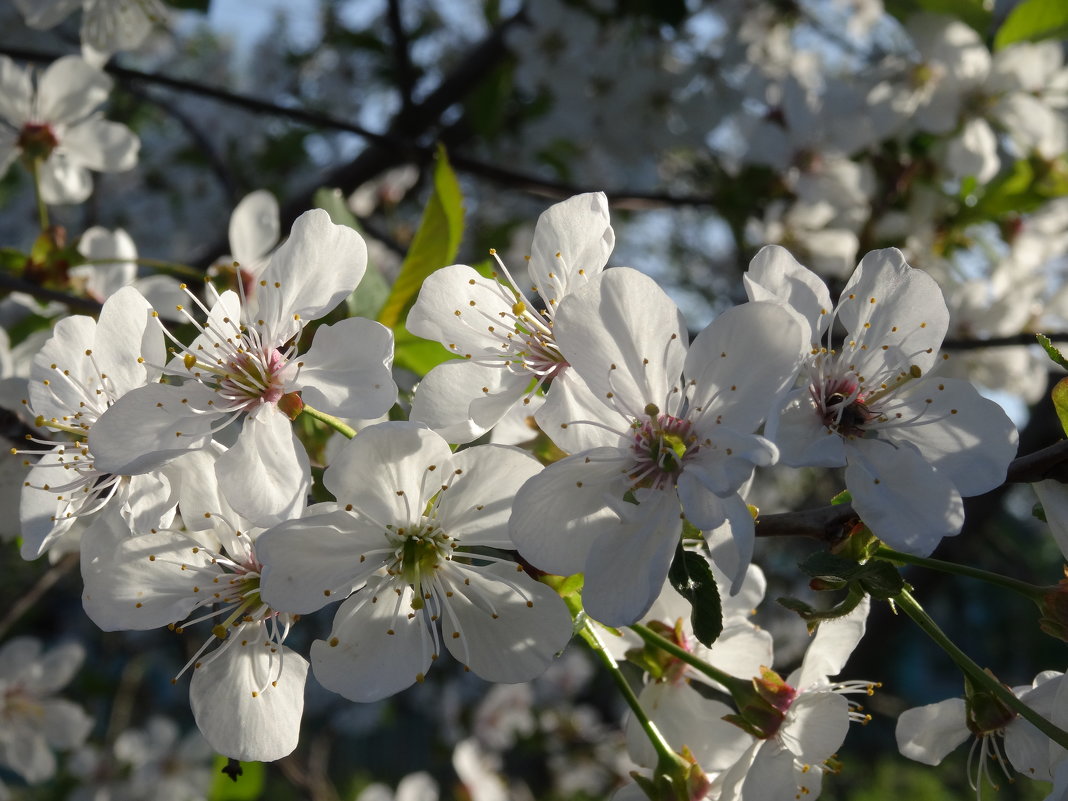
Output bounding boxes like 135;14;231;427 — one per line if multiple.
1;0;1067;798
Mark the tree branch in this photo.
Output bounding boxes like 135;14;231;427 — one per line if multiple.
755;439;1068;542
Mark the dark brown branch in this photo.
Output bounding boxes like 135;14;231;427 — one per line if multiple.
943;332;1068;350
755;439;1068;542
0;274;102;314
387;0;416;115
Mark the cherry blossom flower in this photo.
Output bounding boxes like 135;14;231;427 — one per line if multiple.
714;597;874;801
0;636;93;786
80;447;308;762
896;671;1068;793
15;286;175;560
620;547;772;777
13;0;165;59
72;226;185;319
745;245;1018;555
406;192;614;443
89;208;397;524
0;55;139;204
510;267;804;625
256;421;573;702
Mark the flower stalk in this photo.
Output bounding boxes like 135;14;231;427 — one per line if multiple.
895;588;1068;751
876;546;1045;601
300;404;357;439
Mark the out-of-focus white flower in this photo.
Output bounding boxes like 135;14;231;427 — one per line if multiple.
0;636;93;785
0;55;139;204
73;226;185;319
13;0;165;60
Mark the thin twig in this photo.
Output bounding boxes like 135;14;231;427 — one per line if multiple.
0;552;79;640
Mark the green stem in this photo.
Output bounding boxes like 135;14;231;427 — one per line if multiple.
576;613;687;777
895;588;1068;751
630;623;750;699
300;404;357;439
30;159;49;232
877;547;1044;601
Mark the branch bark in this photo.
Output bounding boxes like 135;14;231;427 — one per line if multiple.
755;439;1068;542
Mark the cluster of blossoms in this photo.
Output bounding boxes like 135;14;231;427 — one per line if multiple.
5;3;1068;798
11;186;1056;801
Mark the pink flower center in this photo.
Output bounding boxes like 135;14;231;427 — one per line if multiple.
628;409;697;490
218;347;287;411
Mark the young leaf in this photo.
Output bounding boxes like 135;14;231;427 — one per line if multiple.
667;544;722;648
994;0;1068;50
1052;377;1068;438
377;144;464;330
1037;334;1068;369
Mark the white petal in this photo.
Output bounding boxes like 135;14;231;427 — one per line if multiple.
40;699;93;750
701;492;757;595
38;152;93;204
583;490;681;626
190;637;308;762
1034;480;1068;561
744;245;832;343
61;117;139;172
410;360;528;445
81;519;217;631
780;691;850;763
837;249;949;378
36;56;110;123
794;596;870;688
89;382;218;475
440;564;572;683
0;55;32;124
626;682;747;771
311;583;432;702
885;377;1017;497
295;317;396;418
509;450;628;577
13;0;80;31
257;510;385;614
554;268;687;418
846;437;965;555
94;285;163;394
252;209;367;344
229;190;280;267
684;302;804;433
436;444;541;547
528;192;614;314
535;367;628;454
405;264;525;358
772;389;847;467
895;698;969;765
215;410;311;527
324;421;450;526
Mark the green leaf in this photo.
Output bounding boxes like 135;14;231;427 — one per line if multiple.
377;144;464;331
797;551;862;583
994;0;1068;49
778;587;865;631
830;489;853;506
856;561;907;600
208;758;264;801
1037;333;1068;369
392;323;453;378
667;544;722;648
1052;377;1068;438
